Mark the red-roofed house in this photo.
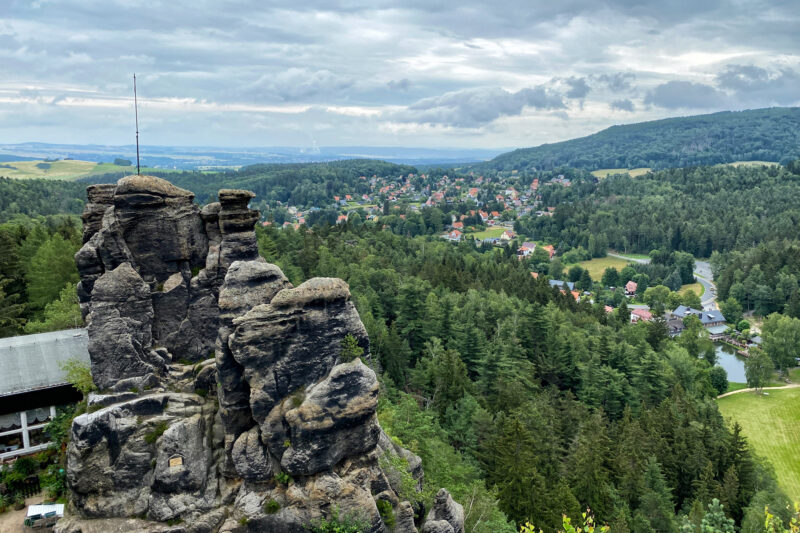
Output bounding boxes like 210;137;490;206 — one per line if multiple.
518;241;536;257
500;229;516;241
468;188;479;198
446;230;462;242
543;245;555;258
625;280;638;295
630;309;653;323
452;221;464;230
336;215;348;224
530;272;539;279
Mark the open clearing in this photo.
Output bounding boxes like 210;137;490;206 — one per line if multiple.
591;168;651;178
470;227;505;239
679;282;704;297
578;256;633;281
719;161;779;168
0;159;132;180
717;388;800;499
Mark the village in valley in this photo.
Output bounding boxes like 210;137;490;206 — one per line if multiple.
261;166;765;367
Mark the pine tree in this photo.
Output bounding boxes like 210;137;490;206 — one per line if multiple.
26;233;79;309
567;411;615;520
0;279;26;336
635;456;677;533
396;281;429;361
700;499;734;533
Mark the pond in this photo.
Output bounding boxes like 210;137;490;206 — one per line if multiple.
715;343;747;383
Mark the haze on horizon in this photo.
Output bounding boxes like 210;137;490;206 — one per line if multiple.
1;0;798;150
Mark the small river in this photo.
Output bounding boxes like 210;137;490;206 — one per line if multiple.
715;343;747;383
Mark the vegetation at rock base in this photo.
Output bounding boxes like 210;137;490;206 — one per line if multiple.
144;421;169;445
304;507;370;533
340;333;365;362
264;499;281;514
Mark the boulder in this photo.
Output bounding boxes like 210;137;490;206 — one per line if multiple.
87;263;159;390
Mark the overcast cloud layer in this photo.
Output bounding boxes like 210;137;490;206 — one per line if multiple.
1;0;798;149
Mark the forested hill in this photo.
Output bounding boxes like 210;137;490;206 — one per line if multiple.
475;107;800;172
81;159;415;206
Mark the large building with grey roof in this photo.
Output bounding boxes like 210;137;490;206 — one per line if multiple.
0;329;89;460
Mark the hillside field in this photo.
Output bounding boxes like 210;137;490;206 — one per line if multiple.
591;167;651;178
0;159;133;180
679;282;704;297
578;256;633;281
470;227;505;239
717;388;800;500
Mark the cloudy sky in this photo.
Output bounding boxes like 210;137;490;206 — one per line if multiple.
1;0;798;149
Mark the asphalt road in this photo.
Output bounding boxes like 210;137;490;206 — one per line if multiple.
608;252;717;309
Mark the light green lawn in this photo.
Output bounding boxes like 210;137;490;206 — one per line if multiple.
717;388;800;499
591;168;651;178
578;256;633;281
719;161;779;168
725;382;749;393
679;282;705;298
470;227;505;239
0;159;136;180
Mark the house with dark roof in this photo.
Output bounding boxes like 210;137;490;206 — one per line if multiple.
0;329;89;460
670;306;725;327
549;280;575;290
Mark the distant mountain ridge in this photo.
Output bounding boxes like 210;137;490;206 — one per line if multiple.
474;107;800;173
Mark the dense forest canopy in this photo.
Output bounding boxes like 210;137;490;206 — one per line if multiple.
2;149;800;531
255;222;792;532
81;159;416;209
0;178;86;222
474;107;800;172
518;162;800;257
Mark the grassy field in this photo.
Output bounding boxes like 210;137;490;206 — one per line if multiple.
578;256;633;281
679;282;705;297
725;382;749;393
719;160;779;168
0;159;133;180
717;388;800;499
470;227;505;239
591;168;651;178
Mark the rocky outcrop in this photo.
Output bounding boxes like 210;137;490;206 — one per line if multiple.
60;177;464;533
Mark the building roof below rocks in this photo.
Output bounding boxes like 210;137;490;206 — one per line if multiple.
0;328;89;397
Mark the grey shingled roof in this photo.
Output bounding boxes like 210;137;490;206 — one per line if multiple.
0;328;89;397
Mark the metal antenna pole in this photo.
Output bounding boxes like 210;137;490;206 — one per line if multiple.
134;73;140;175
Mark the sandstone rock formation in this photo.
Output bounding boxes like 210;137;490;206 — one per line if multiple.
59;176;465;533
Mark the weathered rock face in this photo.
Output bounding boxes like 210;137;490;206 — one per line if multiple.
60;178;464;533
76;177;261;374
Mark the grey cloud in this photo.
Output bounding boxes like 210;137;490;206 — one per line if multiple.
610;99;635;112
390;86;565;128
644;81;726;109
716;65;800;106
597;73;636;92
387;79;411;91
565;77;590;99
243;68;354;102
